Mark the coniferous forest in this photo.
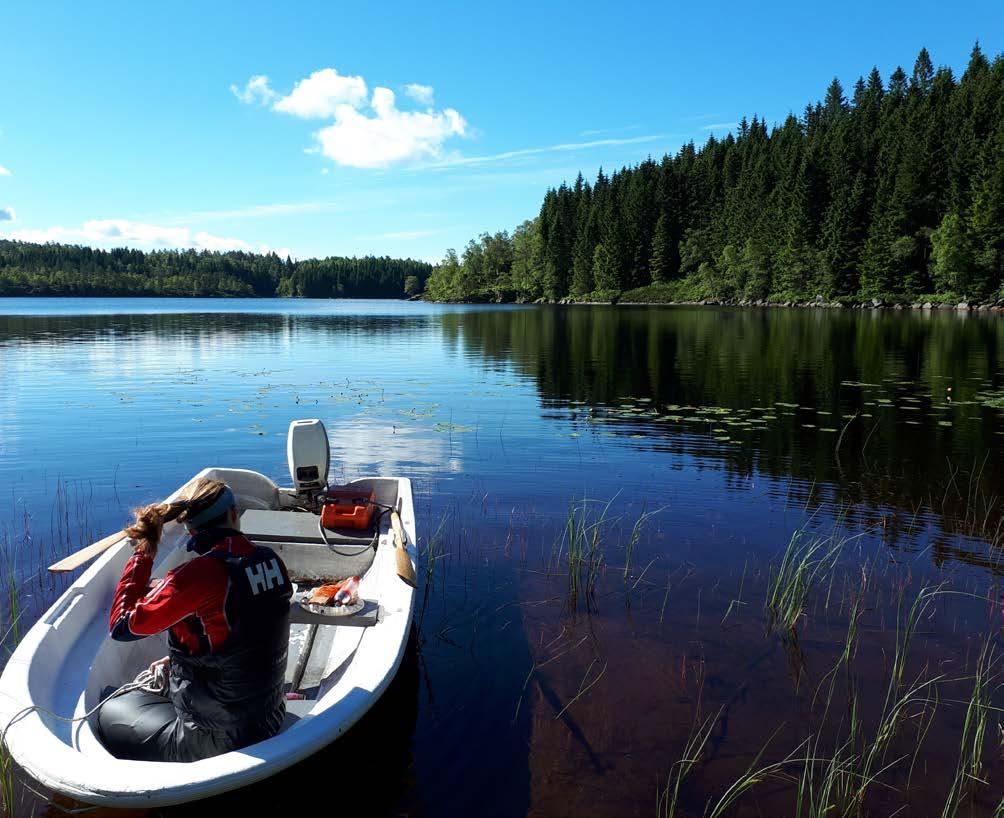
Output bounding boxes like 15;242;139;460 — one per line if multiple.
425;46;1004;306
0;241;431;298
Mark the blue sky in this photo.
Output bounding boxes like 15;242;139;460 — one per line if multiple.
0;1;1000;263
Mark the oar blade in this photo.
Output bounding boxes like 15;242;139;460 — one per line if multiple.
390;511;417;587
48;531;127;573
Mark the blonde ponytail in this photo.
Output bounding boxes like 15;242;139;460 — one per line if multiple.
126;478;229;557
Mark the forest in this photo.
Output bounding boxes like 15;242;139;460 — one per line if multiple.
0;241;431;298
425;46;1004;305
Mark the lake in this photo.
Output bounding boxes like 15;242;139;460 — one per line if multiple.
0;298;1001;817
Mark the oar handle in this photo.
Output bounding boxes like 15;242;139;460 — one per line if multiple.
390;510;417;588
48;530;129;573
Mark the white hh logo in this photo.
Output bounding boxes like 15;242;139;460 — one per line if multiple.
245;559;284;595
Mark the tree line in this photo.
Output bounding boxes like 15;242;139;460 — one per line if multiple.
426;45;1004;305
0;240;432;298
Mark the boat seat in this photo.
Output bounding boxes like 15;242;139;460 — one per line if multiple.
240;509;377;582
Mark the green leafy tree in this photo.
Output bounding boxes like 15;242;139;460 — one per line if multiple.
929;212;975;296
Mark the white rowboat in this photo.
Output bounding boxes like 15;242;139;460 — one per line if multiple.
0;431;416;807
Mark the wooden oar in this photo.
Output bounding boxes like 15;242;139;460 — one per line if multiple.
389;510;417;587
48;530;130;573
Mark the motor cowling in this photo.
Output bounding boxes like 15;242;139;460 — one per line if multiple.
287;419;330;495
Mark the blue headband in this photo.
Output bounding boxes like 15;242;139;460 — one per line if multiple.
185;486;236;529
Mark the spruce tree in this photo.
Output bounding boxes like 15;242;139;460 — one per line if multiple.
649;213;672;283
592;243;618;292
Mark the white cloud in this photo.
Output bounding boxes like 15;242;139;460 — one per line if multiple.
230;75;278;106
0;165;10;177
0;206;14;221
403;83;434;105
314;87;466;169
0;218;292;255
416;134;666;171
701;122;738;131
233;68;468;169
273;68;368;119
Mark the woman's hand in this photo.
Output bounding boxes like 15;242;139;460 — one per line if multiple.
148;656;170;675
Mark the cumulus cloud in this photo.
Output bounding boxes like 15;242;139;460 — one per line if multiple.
273;68;368;118
0;166;10;177
230;75;278;106
0;218;291;255
0;206;14;221
315;87;466;169
403;83;434;105
232;67;467;168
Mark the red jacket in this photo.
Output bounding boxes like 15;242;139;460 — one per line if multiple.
109;533;257;653
109;529;292;741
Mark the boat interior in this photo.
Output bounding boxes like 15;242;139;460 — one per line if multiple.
78;472;403;748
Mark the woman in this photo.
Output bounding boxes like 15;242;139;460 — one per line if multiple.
98;477;292;762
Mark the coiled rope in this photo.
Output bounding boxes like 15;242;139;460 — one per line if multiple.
0;661;170;755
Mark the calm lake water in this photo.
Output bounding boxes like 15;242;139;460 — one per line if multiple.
0;298;1001;817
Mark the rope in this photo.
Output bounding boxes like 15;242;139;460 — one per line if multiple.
317;506;390;557
0;662;170;755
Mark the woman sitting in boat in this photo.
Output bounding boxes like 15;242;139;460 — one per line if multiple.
97;477;292;763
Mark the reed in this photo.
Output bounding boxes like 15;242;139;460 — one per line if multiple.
554;497;612;611
765;530;842;636
623;503;662;581
657;707;723;818
0;741;13;818
940;638;997;818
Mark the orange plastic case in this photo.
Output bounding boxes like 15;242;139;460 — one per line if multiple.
320;487;376;531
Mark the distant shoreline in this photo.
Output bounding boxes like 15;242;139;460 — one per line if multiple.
2;293;1002;314
425;296;1004;314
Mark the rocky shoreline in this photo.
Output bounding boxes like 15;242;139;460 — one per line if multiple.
567;296;1004;312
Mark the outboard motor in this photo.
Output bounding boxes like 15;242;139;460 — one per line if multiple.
287;419;330;499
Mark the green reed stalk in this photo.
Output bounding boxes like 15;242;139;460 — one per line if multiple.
0;742;13;818
940;638;997;818
6;570;19;651
623;502;661;580
765;530;843;635
557;497;613;611
657;707;723;818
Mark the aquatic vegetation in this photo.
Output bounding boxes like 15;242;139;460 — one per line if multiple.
764;530;843;636
432;422;475;433
975;389;1004;410
940;638;997;817
657;706;724;818
623;504;662;581
553;497;612;611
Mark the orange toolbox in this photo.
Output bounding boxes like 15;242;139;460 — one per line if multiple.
320;487;376;531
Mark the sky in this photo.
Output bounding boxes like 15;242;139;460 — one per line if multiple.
0;1;1000;264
